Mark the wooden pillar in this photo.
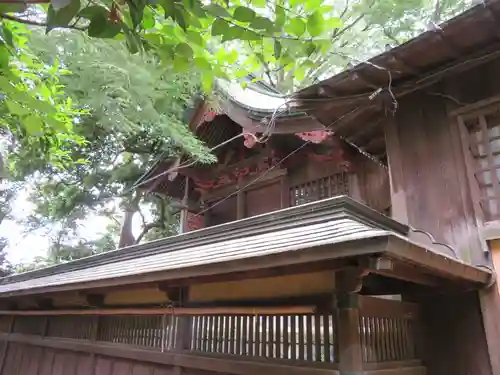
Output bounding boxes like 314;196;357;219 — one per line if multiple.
335;269;364;374
478;238;500;375
173;287;191;351
384;116;409;224
336;294;363;374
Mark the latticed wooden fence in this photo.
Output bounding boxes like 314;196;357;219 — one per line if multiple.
0;296;421;371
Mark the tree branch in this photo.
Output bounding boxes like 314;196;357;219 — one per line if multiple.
134;222;162;244
0;13;87;31
382;27;400;45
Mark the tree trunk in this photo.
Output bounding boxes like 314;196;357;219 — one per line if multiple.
118;209;136;248
118;192;142;248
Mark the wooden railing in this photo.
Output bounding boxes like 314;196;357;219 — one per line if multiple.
289;173;349;207
190;313;337;363
0;296;425;375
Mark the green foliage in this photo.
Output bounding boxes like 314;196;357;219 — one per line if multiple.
30;30;214;163
0;20;84;177
18;31;199;260
237;0;476;92
1;0;343;91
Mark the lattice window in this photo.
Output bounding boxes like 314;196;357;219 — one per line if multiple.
97;315;178;350
190;313;338;363
289;173;349;207
460;111;500;220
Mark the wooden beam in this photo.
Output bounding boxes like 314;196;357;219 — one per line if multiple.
384;115;409;224
0;305;316;316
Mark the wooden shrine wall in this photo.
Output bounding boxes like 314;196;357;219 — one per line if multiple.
385;84;487;264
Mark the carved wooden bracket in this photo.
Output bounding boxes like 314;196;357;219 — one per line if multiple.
335;267;370;294
85;294;105;308
158;285;189;305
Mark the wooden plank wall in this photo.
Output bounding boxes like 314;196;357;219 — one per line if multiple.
2;344;173;375
386;87;484;264
419;291;492;375
384;57;500;375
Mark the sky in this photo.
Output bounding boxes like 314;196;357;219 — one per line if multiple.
0;187;143;265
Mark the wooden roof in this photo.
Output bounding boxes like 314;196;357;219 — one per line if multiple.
291;0;500;159
0;197;490;298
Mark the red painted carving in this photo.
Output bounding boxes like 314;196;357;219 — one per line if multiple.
203;111;217;123
296;130;330;143
185;212;204;232
192;157;279;194
244;133;258;148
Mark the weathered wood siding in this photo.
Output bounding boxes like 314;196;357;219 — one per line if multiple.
386;87;484;264
420;291;492;375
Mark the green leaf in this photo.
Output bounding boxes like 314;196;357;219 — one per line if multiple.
23;115;44;136
46;0;81;32
158;0;175;19
221;26;244;42
0;45;9;69
233;6;255;23
173;5;189;30
142;7;155;28
286;18;306;37
251;0;266;9
51;0;72;11
29;98;57;114
201;74;214;92
250;16;274;32
88;18;122;38
78;5;108;20
304;42;317;56
126;0;146;29
6;100;27;116
239;29;261;41
194;57;211;71
0;3;26;13
325;17;343;28
307;11;324;37
294;66;305;81
304;0;322;11
204;3;231;18
225;50;238;64
273;39;282;59
0;24;14;47
124;28;141;54
186;30;204;46
275;6;286;28
175;43;193;58
173;56;189;72
302;59;316;69
211;19;228;36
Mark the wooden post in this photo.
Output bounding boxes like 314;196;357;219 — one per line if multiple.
335;269;364;374
478;239;500;375
336;294;363;374
384;115;409;224
89;316;100;375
